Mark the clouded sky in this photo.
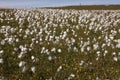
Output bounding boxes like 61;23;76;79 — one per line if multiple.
0;0;120;8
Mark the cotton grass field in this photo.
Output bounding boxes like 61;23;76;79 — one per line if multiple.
0;8;120;80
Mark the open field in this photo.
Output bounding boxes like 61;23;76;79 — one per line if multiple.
0;8;120;80
46;5;120;10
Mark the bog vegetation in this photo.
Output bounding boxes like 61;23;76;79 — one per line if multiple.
0;8;120;80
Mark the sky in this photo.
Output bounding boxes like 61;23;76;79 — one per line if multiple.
0;0;120;8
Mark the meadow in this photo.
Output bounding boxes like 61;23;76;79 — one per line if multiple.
0;8;120;80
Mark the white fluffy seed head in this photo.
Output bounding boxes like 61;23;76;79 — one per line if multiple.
31;66;36;73
0;59;3;64
113;57;118;62
31;56;35;60
0;50;4;54
57;65;62;72
19;61;25;67
70;73;75;77
48;56;52;61
57;49;62;53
